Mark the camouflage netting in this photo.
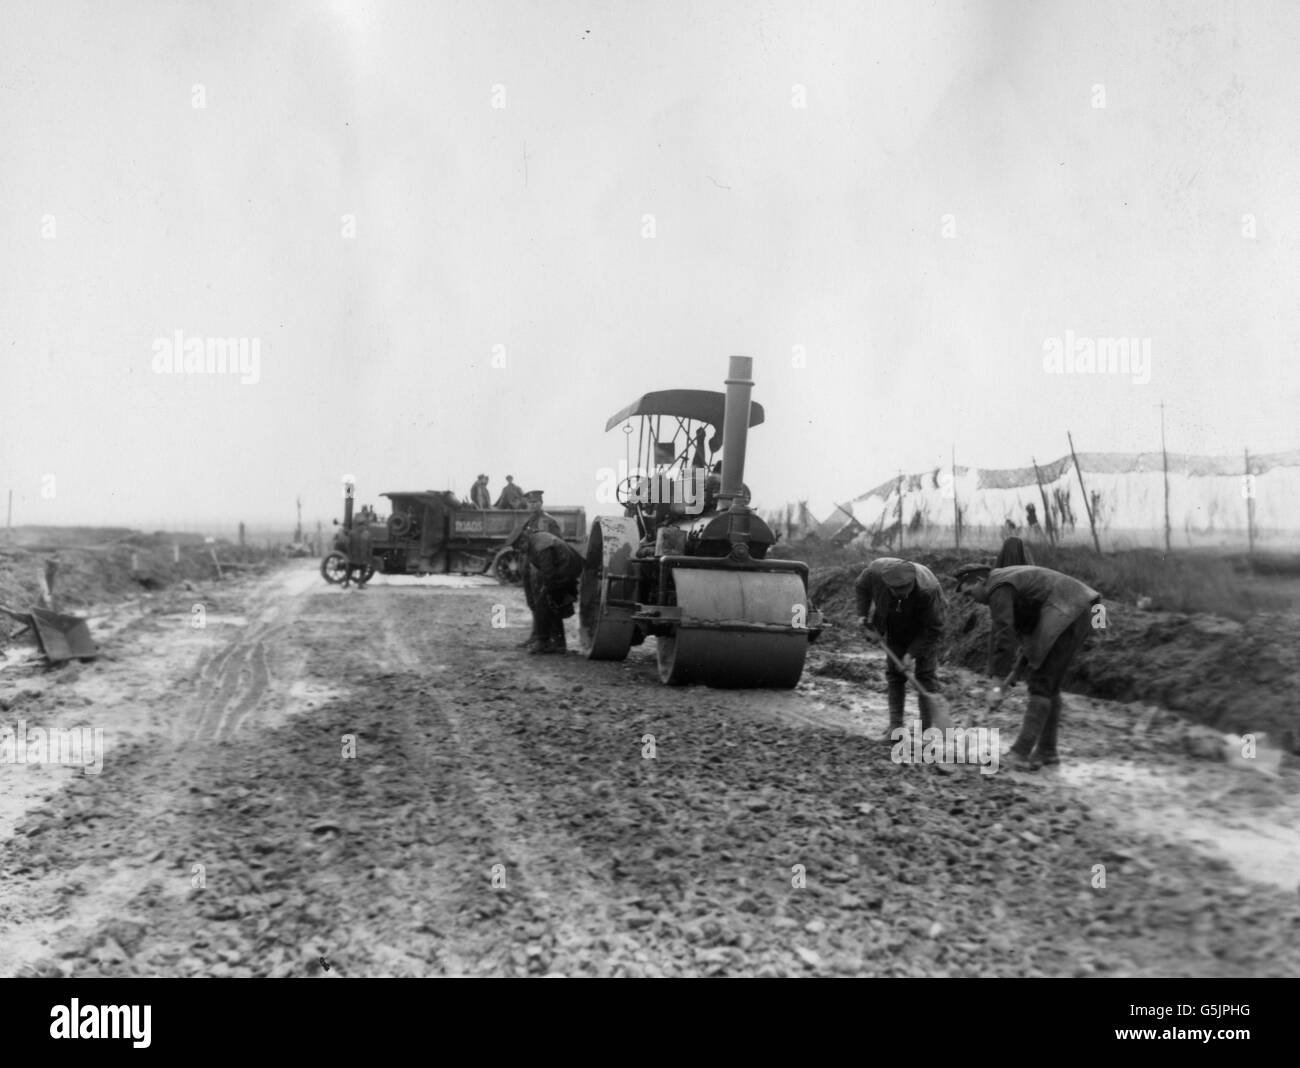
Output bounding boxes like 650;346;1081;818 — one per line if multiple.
832;450;1300;548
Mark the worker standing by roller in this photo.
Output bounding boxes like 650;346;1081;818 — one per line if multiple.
345;512;373;590
953;563;1101;771
855;558;946;742
515;526;584;654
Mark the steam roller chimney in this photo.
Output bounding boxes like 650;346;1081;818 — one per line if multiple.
719;355;754;558
719;355;753;507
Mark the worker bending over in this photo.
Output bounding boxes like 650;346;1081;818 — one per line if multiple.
953;563;1101;771
855;557;946;741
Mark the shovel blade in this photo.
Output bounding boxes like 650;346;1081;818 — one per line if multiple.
29;607;98;662
927;696;954;732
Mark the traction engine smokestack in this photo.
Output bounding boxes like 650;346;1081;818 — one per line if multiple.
719;355;753;507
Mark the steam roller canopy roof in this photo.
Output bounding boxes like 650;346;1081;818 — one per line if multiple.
604;390;765;451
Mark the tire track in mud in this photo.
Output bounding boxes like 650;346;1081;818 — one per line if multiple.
375;594;631;974
0;565;337;976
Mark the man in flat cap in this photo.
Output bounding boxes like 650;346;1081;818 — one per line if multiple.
855;557;946;742
514;524;585;654
524;491;562;535
470;474;491;509
494;475;527;510
953;563;1102;771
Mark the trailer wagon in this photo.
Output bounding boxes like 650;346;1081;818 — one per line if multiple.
322;486;587;585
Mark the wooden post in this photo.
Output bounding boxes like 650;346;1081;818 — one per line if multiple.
1245;447;1256;556
39;560;57;611
896;471;904;554
951;445;961;550
1067;432;1102;553
210;548;223;580
1031;457;1056;546
1160;401;1171;553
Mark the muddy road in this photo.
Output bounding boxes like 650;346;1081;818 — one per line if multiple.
2;560;1299;977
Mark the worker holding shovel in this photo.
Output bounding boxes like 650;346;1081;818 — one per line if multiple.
855;558;947;743
953;563;1102;772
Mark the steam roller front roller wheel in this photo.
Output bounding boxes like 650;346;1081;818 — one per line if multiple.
657;570;808;688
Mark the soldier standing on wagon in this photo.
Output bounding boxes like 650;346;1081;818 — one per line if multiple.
470;474;491;509
494;475;527;509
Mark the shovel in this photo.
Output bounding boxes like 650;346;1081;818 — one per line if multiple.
0;604;98;662
864;630;953;731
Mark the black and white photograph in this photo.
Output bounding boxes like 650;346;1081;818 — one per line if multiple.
1;0;1297;1012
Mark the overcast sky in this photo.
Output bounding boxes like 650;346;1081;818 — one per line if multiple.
3;0;1298;531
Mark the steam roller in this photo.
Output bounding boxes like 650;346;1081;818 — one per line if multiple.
579;356;822;687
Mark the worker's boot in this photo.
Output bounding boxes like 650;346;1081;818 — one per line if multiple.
523;620;548;653
1033;695;1062;766
1008;695;1051;769
881;680;906;743
917;689;935;734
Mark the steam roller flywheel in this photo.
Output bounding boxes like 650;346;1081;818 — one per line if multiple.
657;570;808;688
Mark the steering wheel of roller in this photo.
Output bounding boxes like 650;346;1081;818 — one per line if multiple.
615;475;647;507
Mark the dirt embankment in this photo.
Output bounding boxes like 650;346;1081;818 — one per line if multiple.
808;557;1300;754
0;533;276;622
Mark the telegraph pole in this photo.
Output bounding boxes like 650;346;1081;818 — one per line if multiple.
1031;457;1056;546
1160;402;1171;553
951;445;961;550
1245;447;1256;557
896;470;905;553
1068;432;1102;553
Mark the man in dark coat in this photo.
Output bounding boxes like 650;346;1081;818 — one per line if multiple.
516;528;584;654
494;475;527;509
954;563;1102;770
855;557;946;741
995;535;1034;568
470;475;491;509
345;515;373;590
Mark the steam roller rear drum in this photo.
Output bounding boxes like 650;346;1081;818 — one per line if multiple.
657;570;808;688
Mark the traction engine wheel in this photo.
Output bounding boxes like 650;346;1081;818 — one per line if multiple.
321;552;350;584
492;548;524;585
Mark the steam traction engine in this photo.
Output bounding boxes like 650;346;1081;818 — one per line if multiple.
580;356;822;687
